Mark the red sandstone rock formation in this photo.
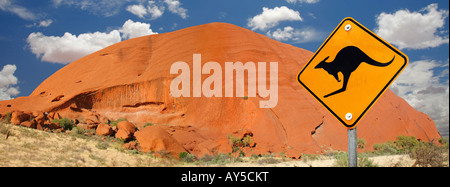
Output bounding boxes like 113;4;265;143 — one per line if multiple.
135;126;187;158
96;123;114;136
0;22;441;158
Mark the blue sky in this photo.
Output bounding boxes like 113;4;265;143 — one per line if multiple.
0;0;449;136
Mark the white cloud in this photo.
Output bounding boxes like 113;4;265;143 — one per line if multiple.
0;64;20;101
286;0;320;4
126;4;147;18
26;19;157;64
267;26;296;41
147;1;165;19
52;0;62;6
38;19;53;27
126;1;165;20
26;19;53;28
266;26;323;43
0;0;36;20
0;0;53;27
27;31;122;64
119;19;157;40
54;0;185;19
248;6;303;31
164;0;188;19
375;3;449;50
52;0;128;17
390;59;449;136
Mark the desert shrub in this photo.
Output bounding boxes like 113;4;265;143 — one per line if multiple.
410;141;449;167
95;142;109;150
242;135;253;147
357;138;366;150
250;154;260;160
70;126;85;135
227;134;241;146
238;150;245;157
157;150;172;159
258;153;280;165
227;134;254;152
394;135;419;154
109;118;127;127
372;136;420;155
438;138;449;150
199;154;215;163
52;118;74;130
373;141;399;155
1;112;12;124
179;152;197;163
227;134;242;152
333;152;377;167
143;122;155;128
199;153;242;165
0;122;12;137
358;153;378;167
301;154;320;163
333;152;348;167
0;123;6;134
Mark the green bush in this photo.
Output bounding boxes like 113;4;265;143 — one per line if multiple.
144;122;155;128
394;135;419;154
333;152;348;167
373;141;399;155
227;134;254;153
371;136;448;167
333;152;377;167
70;126;85;135
109;118;127;127
227;134;242;152
242;135;253;147
357;138;366;150
372;136;420;155
438;138;449;150
410;141;449;167
52;118;74;130
179;152;197;163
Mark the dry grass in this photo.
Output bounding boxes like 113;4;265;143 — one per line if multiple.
1;122;447;167
201;154;416;167
0;122;175;167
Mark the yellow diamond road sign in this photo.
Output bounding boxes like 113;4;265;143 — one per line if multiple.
297;17;408;128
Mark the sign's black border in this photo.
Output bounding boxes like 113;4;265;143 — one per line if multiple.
297;17;408;128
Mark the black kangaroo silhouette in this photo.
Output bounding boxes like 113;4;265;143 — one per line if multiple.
315;46;395;98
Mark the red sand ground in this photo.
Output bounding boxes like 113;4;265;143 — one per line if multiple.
0;23;441;158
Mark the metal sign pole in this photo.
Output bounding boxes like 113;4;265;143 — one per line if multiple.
348;127;357;167
297;17;408;167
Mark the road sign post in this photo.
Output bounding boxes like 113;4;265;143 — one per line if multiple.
297;17;409;167
348;127;357;167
